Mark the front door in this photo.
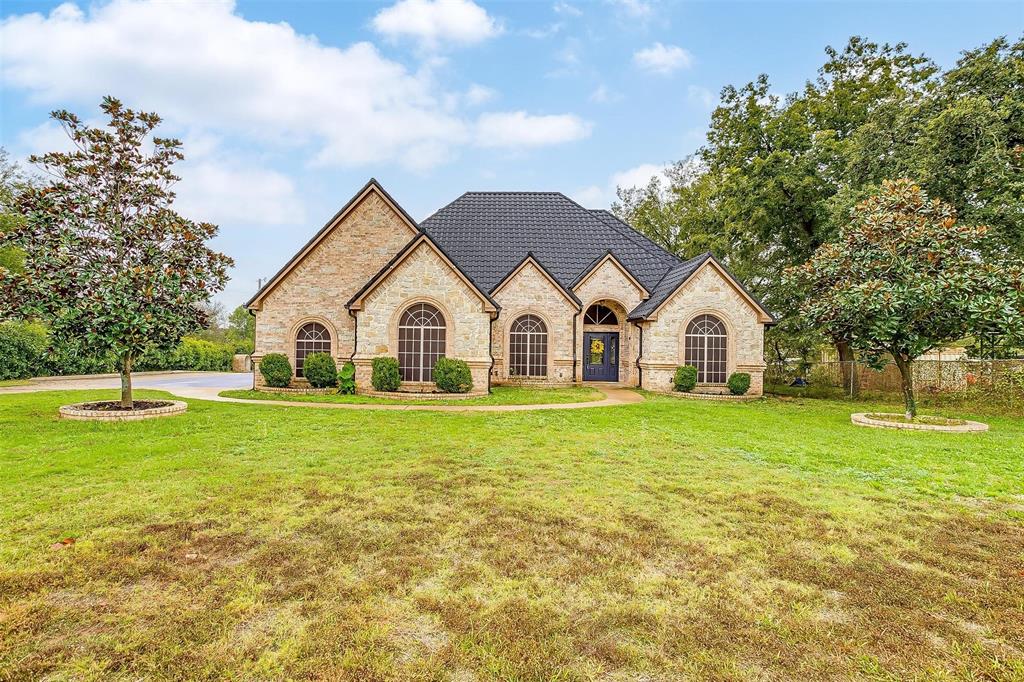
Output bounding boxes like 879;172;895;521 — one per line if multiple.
583;332;619;381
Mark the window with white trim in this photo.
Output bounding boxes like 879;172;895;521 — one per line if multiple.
508;315;547;377
584;304;618;325
398;303;446;382
684;314;727;383
295;322;331;378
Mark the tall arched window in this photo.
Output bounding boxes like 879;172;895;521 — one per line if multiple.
509;315;548;378
295;322;331;378
584;303;618;325
685;314;727;384
398;303;446;382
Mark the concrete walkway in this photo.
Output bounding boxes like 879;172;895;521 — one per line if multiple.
0;371;645;412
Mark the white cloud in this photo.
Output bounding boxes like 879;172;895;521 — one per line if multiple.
553;2;583;17
589;84;622;104
523;22;563;39
175;159;304;227
0;0;581;170
609;0;652;19
572;162;670;208
372;0;502;49
633;42;693;75
475;111;592;148
464;84;497;106
687;85;714;109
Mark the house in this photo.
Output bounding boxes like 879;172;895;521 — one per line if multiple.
245;179;775;395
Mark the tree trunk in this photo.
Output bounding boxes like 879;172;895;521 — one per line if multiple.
835;340;858;396
892;353;916;420
120;355;133;409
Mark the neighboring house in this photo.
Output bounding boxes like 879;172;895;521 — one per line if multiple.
245;179;775;395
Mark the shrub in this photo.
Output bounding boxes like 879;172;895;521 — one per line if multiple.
673;365;698;392
727;372;751;395
137;337;233;372
371;357;401;392
260;353;293;388
434;357;473;393
0;322;48;380
338;361;357;395
303;352;337;388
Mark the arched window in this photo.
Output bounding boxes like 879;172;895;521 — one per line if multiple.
584;303;618;325
685;314;727;384
509;315;548;378
398;303;446;382
295;322;331;378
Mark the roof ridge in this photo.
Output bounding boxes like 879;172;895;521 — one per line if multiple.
590;209;682;265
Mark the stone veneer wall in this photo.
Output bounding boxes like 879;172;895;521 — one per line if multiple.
491;262;578;385
640;264;766;395
573;259;645;386
251;191;417;387
353;241;492;395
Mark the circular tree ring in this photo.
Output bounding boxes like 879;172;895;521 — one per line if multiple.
851;412;988;433
59;400;187;422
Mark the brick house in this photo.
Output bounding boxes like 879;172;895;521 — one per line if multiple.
245;179;775;395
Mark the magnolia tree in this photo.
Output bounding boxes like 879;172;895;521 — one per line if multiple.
787;179;1024;418
0;97;233;408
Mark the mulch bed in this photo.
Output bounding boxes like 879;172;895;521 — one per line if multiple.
74;400;174;412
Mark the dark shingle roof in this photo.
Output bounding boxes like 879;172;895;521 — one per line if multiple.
626;252;711;320
419;192;680;297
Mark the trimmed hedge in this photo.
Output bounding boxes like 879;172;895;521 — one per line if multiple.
673;365;698;392
727;372;751;395
338;361;356;395
303;352;337;388
260;353;293;388
0;322;48;380
434;357;473;393
136;337;234;372
371;357;401;392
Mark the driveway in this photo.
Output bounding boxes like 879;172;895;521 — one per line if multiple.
0;371;252;395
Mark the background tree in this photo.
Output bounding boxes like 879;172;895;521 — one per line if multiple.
0;148;33;273
786;179;1024;418
0;97;233;408
227;305;255;353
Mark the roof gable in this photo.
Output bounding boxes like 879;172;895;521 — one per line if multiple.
347;233;498;314
571;251;650;300
245;178;418;310
491;253;581;309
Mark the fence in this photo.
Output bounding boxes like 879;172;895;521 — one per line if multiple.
765;359;1024;398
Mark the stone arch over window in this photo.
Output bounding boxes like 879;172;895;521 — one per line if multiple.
295;322;331;378
398;302;446;382
584;303;618;325
508;314;548;378
684;314;727;384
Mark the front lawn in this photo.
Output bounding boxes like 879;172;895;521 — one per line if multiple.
220;384;604;406
1;390;1021;680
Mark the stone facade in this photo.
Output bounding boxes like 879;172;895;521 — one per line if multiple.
250;189;417;387
353;240;493;395
573;257;646;386
639;262;766;395
491;260;578;385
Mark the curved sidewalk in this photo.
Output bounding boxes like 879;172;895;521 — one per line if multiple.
172;384;645;412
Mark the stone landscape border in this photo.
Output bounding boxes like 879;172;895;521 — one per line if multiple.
256;386;337;395
850;412;989;433
59;400;188;422
672;392;760;401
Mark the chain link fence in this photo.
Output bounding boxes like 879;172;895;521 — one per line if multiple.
765;359;1024;398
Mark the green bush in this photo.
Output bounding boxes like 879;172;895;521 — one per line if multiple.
371;357;401;392
434;357;473;393
137;337;233;372
673;365;698;392
338;361;357;395
303;352;337;388
0;322;48;380
727;372;751;395
260;353;293;388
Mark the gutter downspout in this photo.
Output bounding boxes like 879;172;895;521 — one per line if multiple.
348;308;358;363
633;320;644;389
488;312;496;394
572;308;581;384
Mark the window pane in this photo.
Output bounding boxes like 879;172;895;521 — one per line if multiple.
684;315;727;384
398;303;446;383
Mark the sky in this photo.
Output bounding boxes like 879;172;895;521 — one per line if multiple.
1;0;1021;312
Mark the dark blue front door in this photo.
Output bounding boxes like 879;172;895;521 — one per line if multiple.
583;332;618;381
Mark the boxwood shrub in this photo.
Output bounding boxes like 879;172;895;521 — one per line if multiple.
727;372;751;395
434;357;473;393
371;356;401;392
338;361;357;395
673;365;698;392
260;353;292;388
0;322;48;380
303;352;337;388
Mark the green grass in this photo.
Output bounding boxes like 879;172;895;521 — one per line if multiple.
0;379;29;387
1;389;1022;680
220;384;604;406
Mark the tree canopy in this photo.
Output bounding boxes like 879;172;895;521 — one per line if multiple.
0;97;233;407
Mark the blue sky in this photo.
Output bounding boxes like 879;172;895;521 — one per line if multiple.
1;0;1021;311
